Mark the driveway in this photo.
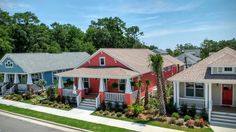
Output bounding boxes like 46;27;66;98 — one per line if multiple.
0;111;81;132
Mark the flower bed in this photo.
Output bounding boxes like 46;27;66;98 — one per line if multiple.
3;90;72;110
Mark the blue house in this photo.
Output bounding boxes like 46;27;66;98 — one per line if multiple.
0;52;90;95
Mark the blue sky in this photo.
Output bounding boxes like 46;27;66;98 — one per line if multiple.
1;0;236;49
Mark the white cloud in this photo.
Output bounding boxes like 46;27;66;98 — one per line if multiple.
0;0;31;10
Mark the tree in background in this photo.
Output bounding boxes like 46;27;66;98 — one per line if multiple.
149;54;166;115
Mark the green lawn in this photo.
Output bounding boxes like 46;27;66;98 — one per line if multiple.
92;112;213;132
0;104;134;132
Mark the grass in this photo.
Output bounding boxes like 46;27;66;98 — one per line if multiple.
0;104;134;132
92;112;213;132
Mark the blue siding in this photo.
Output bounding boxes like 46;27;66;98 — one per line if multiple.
0;58;25;73
43;71;53;85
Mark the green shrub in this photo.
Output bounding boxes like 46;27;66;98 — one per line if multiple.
158;116;167;122
22;92;31;100
184;115;191;121
176;119;184;126
168;117;176;124
103;111;109;116
180;104;188;115
116;112;122;117
188;104;196;117
131;104;144;116
46;87;55;101
146;97;159;114
171;112;180;119
186;119;195;128
30;98;40;105
194;115;201;119
200;108;208;120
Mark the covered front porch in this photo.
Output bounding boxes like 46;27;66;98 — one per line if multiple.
173;81;236;122
0;73;42;95
56;67;140;108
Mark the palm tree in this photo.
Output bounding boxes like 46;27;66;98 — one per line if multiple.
135;80;142;104
149;54;166;115
144;80;150;109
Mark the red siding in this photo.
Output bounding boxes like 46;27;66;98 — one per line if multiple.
81;52;129;68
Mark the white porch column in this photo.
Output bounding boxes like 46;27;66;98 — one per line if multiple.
99;78;105;92
41;72;44;80
176;81;180;108
3;73;9;83
14;74;19;84
73;78;77;94
27;74;33;84
204;83;208;108
208;82;212;122
125;78;132;93
58;76;64;88
78;77;83;90
173;81;177;105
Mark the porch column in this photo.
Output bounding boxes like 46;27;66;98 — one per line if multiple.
173;81;177;105
208;83;212;122
14;74;19;84
99;78;105;103
58;76;64;97
77;77;85;97
125;78;133;106
3;73;9;83
204;83;208;108
73;78;77;94
176;81;180;108
27;74;33;84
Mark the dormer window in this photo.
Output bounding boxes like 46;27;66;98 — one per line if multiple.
99;57;105;66
224;67;233;72
5;60;14;68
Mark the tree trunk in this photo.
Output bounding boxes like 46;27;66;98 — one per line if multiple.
144;85;149;109
136;89;140;104
161;73;167;109
157;74;166;115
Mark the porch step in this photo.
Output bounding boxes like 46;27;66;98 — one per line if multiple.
211;111;236;127
78;98;96;111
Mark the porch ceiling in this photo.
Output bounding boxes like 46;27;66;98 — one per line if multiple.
55;67;140;79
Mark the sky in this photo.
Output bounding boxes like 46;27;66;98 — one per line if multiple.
0;0;236;49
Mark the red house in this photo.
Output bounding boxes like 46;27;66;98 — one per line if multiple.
56;48;184;110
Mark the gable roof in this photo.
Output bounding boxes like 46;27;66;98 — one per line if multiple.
169;47;236;83
176;52;201;65
0;52;90;73
153;49;168;55
80;48;185;74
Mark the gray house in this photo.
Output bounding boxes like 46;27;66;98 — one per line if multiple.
176;49;201;68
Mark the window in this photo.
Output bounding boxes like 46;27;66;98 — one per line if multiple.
186;82;194;97
119;79;126;92
224;67;233;72
185;82;204;98
5;60;14;68
99;57;105;66
32;73;42;83
83;78;90;88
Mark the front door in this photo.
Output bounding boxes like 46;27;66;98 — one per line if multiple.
222;84;233;105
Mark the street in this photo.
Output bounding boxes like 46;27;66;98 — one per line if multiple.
0;111;81;132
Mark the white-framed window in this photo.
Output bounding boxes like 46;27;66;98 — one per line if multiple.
99;57;105;66
185;82;204;98
83;78;90;88
118;79;126;92
5;60;14;68
224;67;233;72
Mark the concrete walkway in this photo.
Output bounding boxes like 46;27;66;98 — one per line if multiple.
0;97;180;132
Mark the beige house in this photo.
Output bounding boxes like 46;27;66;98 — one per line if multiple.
169;47;236;126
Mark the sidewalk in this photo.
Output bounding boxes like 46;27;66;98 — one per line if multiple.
0;97;180;132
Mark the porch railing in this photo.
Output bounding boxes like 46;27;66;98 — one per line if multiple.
105;92;125;102
9;85;16;94
18;84;28;93
179;97;205;108
95;93;100;108
63;89;77;97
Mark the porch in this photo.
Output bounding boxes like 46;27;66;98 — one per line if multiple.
173;81;236;123
55;67;140;109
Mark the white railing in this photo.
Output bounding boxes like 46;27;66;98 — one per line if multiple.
105;92;125;102
9;85;16;94
132;90;138;102
179;97;205;108
18;84;28;92
1;83;7;95
63;89;77;97
77;92;82;107
95;93;100;108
